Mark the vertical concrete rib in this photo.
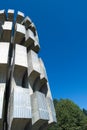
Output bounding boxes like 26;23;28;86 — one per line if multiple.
0;42;10;130
7;44;32;130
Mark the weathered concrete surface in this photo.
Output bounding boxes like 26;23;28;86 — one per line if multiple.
31;91;49;130
27;50;40;87
1;21;13;42
21;16;32;29
14;23;26;44
0;42;10;63
0;10;6;23
13;44;28;88
7;87;32;130
16;11;24;23
0;42;10;130
46;97;57;124
8;9;14;21
24;29;35;48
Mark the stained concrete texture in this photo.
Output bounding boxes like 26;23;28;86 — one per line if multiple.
0;10;6;23
21;16;32;29
1;21;13;42
0;9;57;130
8;9;14;21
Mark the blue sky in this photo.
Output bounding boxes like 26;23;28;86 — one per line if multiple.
0;0;87;109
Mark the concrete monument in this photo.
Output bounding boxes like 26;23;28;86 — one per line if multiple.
0;9;56;130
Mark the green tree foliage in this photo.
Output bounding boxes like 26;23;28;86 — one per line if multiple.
83;108;87;116
48;99;87;130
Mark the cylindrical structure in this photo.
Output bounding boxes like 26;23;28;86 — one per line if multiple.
0;9;57;130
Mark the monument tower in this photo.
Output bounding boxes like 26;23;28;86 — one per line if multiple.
0;9;56;130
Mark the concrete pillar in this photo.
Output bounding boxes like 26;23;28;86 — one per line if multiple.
8;9;14;21
7;44;32;130
1;21;13;42
16;11;24;24
14;23;26;44
0;42;10;130
0;10;6;23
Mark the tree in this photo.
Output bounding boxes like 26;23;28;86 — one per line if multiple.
48;99;87;130
83;108;87;116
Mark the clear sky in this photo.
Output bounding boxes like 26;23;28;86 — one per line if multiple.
0;0;87;109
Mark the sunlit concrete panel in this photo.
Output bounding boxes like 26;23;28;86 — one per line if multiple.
0;66;8;86
0;43;10;84
24;29;35;48
31;91;49;130
16;11;24;23
0;42;10;130
15;44;27;67
46;97;57;124
46;82;53;100
0;42;10;64
33;58;48;92
14;23;26;44
0;10;6;23
2;21;13;42
0;42;9;130
8;9;14;21
21;16;32;29
27;50;40;86
0;86;5;130
13;44;28;87
7;87;31;130
0;66;9;129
